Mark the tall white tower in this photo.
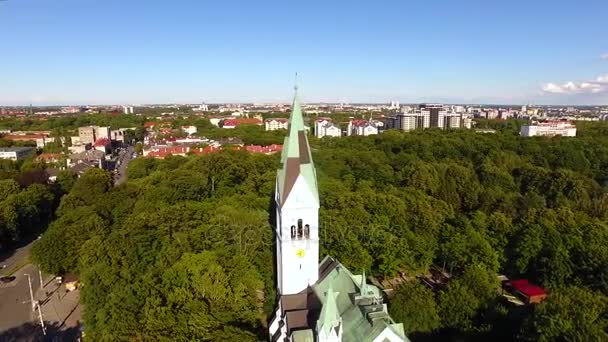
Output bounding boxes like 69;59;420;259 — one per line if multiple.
274;85;319;295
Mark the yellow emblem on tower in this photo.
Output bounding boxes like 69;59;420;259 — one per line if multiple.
296;249;305;258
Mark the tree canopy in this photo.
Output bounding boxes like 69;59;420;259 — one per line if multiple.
30;120;608;340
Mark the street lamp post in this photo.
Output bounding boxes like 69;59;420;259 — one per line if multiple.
24;273;36;312
37;303;46;336
38;267;44;291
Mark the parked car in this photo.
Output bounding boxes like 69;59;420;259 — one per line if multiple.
0;276;16;283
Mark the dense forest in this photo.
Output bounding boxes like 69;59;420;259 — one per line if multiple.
0;113;148;132
31;121;608;341
0;159;73;250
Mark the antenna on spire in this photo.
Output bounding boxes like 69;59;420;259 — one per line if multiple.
294;72;299;93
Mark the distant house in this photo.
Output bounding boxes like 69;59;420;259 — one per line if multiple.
240;144;283;154
111;128;133;143
143;144;282;159
207;116;223;127
70;162;97;177
265;118;289;131
145;146;191;158
68;149;106;169
0;147;35;161
159;128;174;135
216;137;244;146
348;119;380;136
2;133;55;148
94;138;111;154
190;146;222;156
37;153;64;164
222;118;263;129
505;279;548;304
181;125;198;135
314;118;331;137
315;118;341;138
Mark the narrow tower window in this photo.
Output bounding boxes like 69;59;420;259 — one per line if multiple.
304;224;310;239
290;225;296;239
297;219;303;239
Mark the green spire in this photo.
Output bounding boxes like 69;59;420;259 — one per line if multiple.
290;86;305;131
276;80;319;206
360;270;368;295
317;285;341;337
284;84;305;159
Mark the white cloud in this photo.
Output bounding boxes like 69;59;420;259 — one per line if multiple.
602;53;608;60
542;74;608;94
596;74;608;82
542;83;566;93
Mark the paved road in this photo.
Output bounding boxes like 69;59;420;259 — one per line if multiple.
115;145;135;185
0;263;43;333
0;239;35;277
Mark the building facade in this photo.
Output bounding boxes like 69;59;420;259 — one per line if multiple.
181;125;198;136
348;120;379;136
315;119;341;138
265;118;289;131
395;114;417;131
78;126;111;145
78;126;96;145
385;104;466;131
0;147;35;161
520;121;577;137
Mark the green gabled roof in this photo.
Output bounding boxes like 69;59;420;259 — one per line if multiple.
291;329;314;342
313;257;410;342
276;86;319;207
317;285;341;337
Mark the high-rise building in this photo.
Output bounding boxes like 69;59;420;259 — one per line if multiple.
385;103;468;132
395;113;418;131
417;110;431;129
453;105;465;113
420;104;446;128
269;86;408;342
444;113;462;129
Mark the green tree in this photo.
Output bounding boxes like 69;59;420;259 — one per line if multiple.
439;266;499;332
390;281;441;334
0;179;20;198
32;207;107;274
521;286;608;342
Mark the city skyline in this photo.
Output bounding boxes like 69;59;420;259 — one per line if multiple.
1;0;607;106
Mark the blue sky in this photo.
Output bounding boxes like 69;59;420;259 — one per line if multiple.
1;0;607;105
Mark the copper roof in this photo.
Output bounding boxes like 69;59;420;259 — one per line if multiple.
276;88;318;207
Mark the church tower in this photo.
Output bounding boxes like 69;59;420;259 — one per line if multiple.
274;85;319;296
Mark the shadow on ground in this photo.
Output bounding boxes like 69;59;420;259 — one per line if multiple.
0;233;39;265
0;321;80;342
